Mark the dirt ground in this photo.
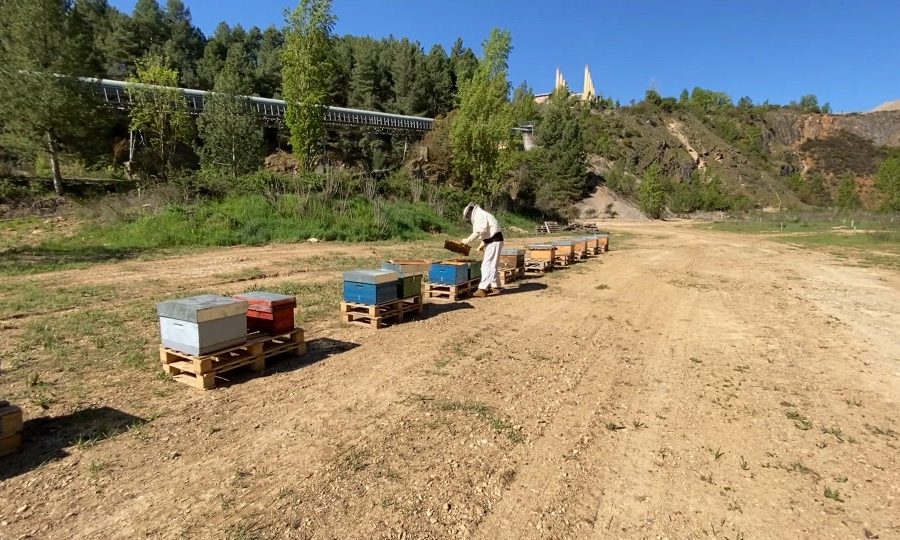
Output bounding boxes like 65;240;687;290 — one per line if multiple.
0;223;898;539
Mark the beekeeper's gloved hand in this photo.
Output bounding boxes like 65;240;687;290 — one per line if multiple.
459;238;470;246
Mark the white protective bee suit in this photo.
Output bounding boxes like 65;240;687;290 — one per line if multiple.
461;203;504;292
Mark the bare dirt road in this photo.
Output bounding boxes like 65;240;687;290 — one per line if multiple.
0;223;898;539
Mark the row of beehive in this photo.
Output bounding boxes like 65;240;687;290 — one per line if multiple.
339;233;611;327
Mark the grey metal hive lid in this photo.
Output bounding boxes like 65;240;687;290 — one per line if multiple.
157;294;248;323
501;248;526;255
526;243;554;249
552;240;575;246
343;269;398;284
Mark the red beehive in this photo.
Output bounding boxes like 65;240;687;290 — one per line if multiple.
233;292;297;335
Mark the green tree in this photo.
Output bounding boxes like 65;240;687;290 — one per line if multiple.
131;0;168;58
197;46;264;178
533;88;586;213
161;0;205;87
835;173;862;210
799;94;820;113
0;0;103;195
450;28;515;204
806;173;832;207
424;44;454;117
511;82;537;126
875;155;900;212
638;164;668;219
282;0;335;171
255;25;284;97
449;38;478;96
391;38;428;116
127;54;193;178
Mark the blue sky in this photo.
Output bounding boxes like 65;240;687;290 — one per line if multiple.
110;0;898;112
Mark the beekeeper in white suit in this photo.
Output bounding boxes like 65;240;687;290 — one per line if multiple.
460;202;504;297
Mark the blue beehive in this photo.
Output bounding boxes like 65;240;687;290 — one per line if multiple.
429;262;470;285
343;270;399;305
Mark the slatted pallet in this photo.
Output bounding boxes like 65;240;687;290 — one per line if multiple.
160;328;305;390
553;254;573;268
499;266;525;286
425;278;480;301
535;221;561;234
340;295;424;329
523;258;552;277
0;404;23;457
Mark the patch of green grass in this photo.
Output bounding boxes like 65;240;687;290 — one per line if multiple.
706;215;900;269
429;398;524;443
824;486;844;502
0;282;117;319
12;308;152;374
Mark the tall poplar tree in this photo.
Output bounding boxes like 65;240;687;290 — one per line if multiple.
450;28;515;204
282;0;335;171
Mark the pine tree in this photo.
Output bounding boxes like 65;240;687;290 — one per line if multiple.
424;44;453;117
127;54;193;178
449;38;478;97
282;0;335;171
197;45;264;177
256;26;284;97
450;28;515;204
0;0;104;195
391;39;428;116
533;88;586;212
131;0;168;58
161;0;205;87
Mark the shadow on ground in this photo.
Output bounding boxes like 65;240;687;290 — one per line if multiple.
264;337;360;376
496;282;548;295
0;406;146;481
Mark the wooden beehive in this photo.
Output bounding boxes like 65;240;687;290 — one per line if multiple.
527;244;557;261
552;241;575;258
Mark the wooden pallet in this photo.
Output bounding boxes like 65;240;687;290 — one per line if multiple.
499;266;525;286
425;278;480;301
553;254;573;268
340;295;424;329
160;328;305;390
535;221;561;234
524;258;552;276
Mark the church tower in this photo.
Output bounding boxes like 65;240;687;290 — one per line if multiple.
583;64;595;101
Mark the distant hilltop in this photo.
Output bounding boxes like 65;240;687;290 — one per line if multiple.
871;100;900;112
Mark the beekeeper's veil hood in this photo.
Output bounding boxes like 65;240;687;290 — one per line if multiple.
463;202;476;222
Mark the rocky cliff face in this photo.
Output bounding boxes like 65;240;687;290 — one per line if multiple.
769;110;900;147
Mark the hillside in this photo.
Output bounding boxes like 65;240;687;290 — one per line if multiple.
578;99;900;214
872;100;900;112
